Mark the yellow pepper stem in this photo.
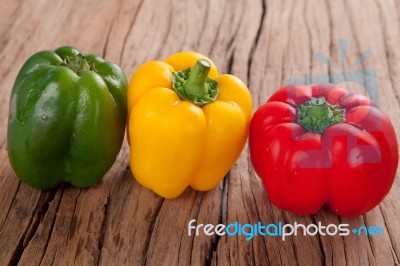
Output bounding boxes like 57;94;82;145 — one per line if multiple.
172;59;218;106
183;59;210;98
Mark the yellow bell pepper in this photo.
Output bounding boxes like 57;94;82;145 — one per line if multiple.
127;52;252;199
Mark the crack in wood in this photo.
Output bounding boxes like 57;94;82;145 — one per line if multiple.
311;214;327;264
361;214;377;263
342;0;369;92
373;0;400;106
221;174;229;225
326;235;334;266
303;0;313;84
66;190;82;244
247;167;271;265
187;191;204;265
207;1;229;57
119;0;145;66
282;211;299;265
247;0;266;85
238;165;257;264
246;156;271;263
37;188;64;265
196;0;210;49
226;0;246;56
154;0;173;60
6;185;61;265
279;0;296;87
338;216;349;264
226;51;235;74
379;205;400;263
324;0;334;84
206;175;229;266
1;181;21;230
96;194;111;266
8;235;24;266
143;198;164;265
102;14;116;59
22;188;59;248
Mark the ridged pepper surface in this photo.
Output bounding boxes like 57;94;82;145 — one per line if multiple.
8;46;127;189
128;52;252;198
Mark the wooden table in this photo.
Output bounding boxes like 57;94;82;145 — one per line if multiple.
1;0;399;265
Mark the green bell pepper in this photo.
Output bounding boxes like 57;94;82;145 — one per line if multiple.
7;46;127;190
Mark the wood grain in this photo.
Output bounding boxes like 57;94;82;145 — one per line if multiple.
0;0;399;265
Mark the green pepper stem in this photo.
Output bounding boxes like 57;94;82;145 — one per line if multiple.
297;97;345;134
62;54;91;74
182;59;211;99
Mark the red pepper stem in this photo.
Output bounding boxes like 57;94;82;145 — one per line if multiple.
297;97;345;134
308;97;330;118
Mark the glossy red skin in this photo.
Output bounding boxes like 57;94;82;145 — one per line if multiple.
249;84;399;217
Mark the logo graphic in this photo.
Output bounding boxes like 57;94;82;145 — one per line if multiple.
188;219;384;241
284;39;383;167
286;39;379;106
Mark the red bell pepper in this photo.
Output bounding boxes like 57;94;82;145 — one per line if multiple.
249;84;398;217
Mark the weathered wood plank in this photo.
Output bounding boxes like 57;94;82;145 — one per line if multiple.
0;0;399;264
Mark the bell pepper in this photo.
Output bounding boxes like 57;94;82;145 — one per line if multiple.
7;46;127;190
249;84;398;217
127;52;252;198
